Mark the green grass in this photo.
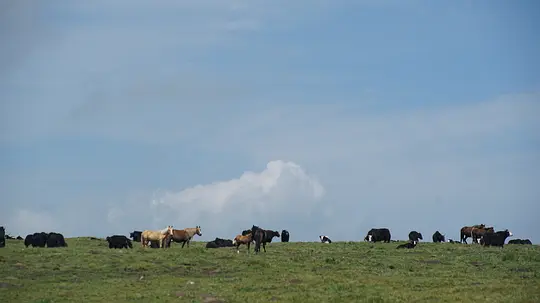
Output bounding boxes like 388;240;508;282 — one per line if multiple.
1;238;539;302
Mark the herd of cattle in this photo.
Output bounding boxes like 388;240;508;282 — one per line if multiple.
0;224;533;252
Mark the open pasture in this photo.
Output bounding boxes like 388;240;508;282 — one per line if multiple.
1;238;539;302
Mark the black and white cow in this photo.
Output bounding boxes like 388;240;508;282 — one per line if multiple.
481;229;512;247
408;231;423;242
432;231;445;243
364;228;391;243
106;235;133;249
129;231;142;242
396;240;417;249
319;235;332;243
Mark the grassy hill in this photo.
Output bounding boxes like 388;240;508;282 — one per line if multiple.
1;238;539;302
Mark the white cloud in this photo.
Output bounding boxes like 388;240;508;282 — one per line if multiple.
109;160;325;238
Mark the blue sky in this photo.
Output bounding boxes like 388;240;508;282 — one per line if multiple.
1;0;539;243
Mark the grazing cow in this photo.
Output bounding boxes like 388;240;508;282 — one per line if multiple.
396;240;417;249
106;235;133;249
251;225;280;253
129;231;142;242
432;231;445;243
165;226;203;248
508;239;532;245
319;235;332;243
141;226;173;248
16;236;23;240
0;226;5;248
364;228;391;243
481;229;513;247
5;234;14;240
409;231;423;242
46;232;67;248
281;230;290;242
233;233;253;253
24;232;48;247
206;237;234;249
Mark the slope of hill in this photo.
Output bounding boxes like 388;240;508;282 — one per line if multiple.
1;238;539;302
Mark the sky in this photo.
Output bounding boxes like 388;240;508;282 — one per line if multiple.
1;0;539;243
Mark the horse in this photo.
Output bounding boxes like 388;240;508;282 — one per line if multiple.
165;226;203;248
251;225;280;253
233;233;253;253
460;224;485;244
141;226;173;248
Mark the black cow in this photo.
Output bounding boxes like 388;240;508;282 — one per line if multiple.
206;237;234;248
242;229;251;236
251;225;280;253
0;226;5;248
364;228;391;243
16;236;23;240
508;239;532;245
397;240;417;249
46;232;67;248
319;235;332;243
409;231;423;242
481;229;513;247
25;232;48;247
281;230;290;242
149;240;160;248
106;235;132;249
5;234;15;240
432;231;445;243
129;231;142;242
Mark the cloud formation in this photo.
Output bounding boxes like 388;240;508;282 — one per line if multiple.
107;160;325;239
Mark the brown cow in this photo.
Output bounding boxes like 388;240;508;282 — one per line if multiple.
460;224;485;244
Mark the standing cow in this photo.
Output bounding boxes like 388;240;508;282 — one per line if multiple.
364;228;391;243
0;226;5;248
106;235;133;249
281;230;290;242
432;231;445;243
408;231;423;242
129;231;142;242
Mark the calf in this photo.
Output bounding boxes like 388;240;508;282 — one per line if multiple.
481;229;512;247
409;231;423;242
281;230;290;242
106;235;133;249
396;240;417;249
319;235;332;243
432;231;445;243
364;228;391;243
